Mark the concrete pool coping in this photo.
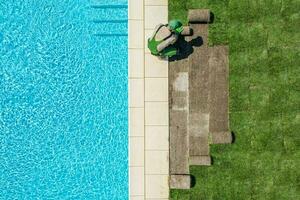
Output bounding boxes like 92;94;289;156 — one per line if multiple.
128;0;169;199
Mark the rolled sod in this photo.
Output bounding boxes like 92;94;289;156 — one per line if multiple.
181;26;192;36
188;9;211;23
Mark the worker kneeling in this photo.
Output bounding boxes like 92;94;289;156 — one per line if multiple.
148;20;183;58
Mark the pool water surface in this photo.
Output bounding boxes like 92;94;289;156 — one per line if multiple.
0;0;128;199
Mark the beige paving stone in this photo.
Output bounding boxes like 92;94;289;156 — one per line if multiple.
130;137;145;166
146;199;169;200
145;126;169;150
144;29;154;54
145;78;168;101
129;78;144;107
130;166;145;196
145;0;168;6
129;20;144;49
145;6;168;30
129;49;144;78
145;54;168;77
145;150;169;174
145;102;169;125
130;196;145;200
145;175;169;198
129;0;144;20
130;107;145;137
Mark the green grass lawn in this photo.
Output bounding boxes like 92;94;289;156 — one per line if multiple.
169;0;300;199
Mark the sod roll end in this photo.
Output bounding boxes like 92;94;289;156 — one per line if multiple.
181;26;193;36
170;175;191;189
211;131;233;144
188;9;211;23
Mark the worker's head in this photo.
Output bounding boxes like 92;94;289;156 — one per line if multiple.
168;20;183;34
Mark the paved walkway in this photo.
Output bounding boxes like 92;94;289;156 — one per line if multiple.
129;0;169;199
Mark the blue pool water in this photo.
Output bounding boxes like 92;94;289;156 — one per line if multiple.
0;0;128;199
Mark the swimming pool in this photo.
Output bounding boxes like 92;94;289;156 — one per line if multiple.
0;0;128;199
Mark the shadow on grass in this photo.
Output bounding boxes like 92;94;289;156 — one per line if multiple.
190;175;196;188
231;131;236;143
210;11;215;23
